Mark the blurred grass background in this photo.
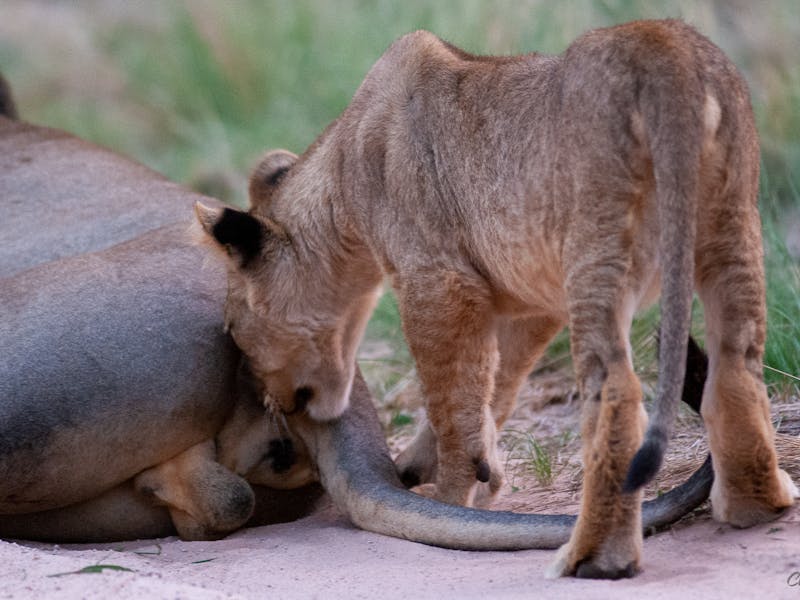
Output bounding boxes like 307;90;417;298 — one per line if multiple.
1;0;797;398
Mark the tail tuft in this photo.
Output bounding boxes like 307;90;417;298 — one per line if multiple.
623;427;667;493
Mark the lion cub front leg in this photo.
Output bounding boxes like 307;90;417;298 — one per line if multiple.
398;270;502;507
396;315;564;500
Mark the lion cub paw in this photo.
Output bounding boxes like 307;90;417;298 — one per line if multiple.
711;467;799;528
395;425;438;488
430;444;505;507
413;476;502;509
472;456;505;508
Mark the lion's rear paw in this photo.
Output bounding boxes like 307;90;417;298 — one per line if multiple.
575;560;639;580
711;467;798;528
411;482;477;507
396;453;437;489
546;540;640;580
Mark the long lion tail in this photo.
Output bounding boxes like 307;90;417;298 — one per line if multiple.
623;48;707;492
305;368;712;551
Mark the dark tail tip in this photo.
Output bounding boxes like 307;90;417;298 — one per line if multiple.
0;73;18;120
623;429;667;493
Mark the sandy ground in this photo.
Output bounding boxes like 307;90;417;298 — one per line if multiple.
3;376;799;600
2;504;798;599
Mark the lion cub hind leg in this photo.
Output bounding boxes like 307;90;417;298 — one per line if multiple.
697;226;798;526
397;270;502;507
548;358;646;579
134;440;255;541
547;274;647;578
702;364;798;527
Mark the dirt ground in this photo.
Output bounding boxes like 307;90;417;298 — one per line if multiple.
1;505;798;600
2;374;799;599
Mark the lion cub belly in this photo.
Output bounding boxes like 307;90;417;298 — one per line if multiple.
488;255;568;319
478;230;661;322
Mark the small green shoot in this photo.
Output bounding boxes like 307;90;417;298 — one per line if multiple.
390;412;414;428
504;430;555;487
528;440;553;486
49;564;134;577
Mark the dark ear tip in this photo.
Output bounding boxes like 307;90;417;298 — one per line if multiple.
211;208;264;266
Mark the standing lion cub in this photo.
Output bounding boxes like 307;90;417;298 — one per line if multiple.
196;20;797;578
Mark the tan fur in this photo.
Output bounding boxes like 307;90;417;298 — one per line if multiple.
134;441;255;541
197;20;796;578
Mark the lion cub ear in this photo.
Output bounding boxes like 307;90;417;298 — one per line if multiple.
195;202;282;267
249;149;298;209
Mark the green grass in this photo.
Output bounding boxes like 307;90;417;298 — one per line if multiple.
48;564;134;577
2;0;797;395
762;209;800;395
503;430;557;487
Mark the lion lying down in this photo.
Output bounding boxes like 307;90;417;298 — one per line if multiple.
0;77;710;546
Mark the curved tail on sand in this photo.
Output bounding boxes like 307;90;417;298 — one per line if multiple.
304;351;712;551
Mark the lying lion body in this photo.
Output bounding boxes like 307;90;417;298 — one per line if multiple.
0;110;711;544
197;19;796;578
0;114;321;540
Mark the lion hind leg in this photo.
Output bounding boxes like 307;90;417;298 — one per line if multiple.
491;315;567;426
703;364;798;527
548;269;646;578
395;420;438;489
695;171;797;526
134;440;255;540
548;358;646;579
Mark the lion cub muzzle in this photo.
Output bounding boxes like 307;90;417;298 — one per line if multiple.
259;363;353;423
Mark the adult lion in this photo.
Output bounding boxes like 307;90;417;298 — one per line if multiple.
196;19;797;578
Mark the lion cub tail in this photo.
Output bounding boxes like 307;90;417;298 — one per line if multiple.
623;65;709;492
0;72;18;119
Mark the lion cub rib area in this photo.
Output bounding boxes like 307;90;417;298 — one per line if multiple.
197;19;796;578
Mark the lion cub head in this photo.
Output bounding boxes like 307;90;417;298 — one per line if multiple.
196;150;379;422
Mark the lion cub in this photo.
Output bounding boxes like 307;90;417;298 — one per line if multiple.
196;20;797;578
